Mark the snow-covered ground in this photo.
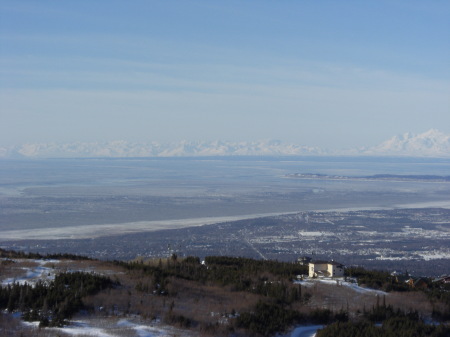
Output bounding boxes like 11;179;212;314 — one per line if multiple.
285;325;324;337
1;259;59;286
22;317;194;337
294;277;388;296
1;259;193;336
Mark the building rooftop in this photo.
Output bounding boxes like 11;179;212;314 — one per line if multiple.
310;260;344;266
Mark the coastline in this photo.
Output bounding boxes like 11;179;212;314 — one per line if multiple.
1;200;449;241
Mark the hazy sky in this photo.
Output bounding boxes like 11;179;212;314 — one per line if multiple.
1;1;449;149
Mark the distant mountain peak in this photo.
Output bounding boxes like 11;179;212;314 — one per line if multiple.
420;128;445;137
364;129;450;157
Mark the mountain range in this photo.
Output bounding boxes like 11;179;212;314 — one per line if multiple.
1;129;449;158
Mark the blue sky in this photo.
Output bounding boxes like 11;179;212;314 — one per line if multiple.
1;1;449;149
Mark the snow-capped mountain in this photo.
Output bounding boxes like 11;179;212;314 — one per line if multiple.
363;129;450;157
0;140;326;158
1;130;449;158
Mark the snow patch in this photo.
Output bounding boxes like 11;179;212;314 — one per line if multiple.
51;321;115;337
20;318;192;337
286;325;324;337
1;259;58;287
294;278;388;296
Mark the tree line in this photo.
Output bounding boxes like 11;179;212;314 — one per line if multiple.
0;248;92;261
345;265;450;320
116;255;308;303
317;303;450;337
0;271;116;327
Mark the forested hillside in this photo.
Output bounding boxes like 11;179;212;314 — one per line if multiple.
0;249;449;336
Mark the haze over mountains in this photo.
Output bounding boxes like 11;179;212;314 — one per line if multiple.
1;129;449;159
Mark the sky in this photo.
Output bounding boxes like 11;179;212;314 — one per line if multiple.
1;1;449;149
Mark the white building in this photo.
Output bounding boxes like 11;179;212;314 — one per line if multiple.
309;260;344;278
